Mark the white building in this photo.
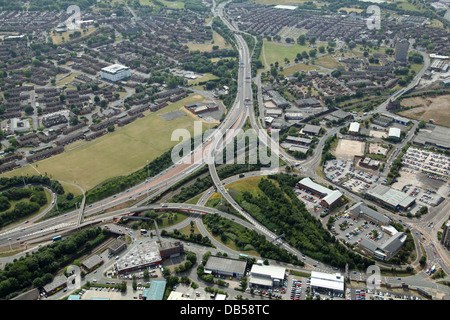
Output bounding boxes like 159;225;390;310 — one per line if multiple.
249;263;286;289
389;127;401;139
101;64;131;82
349;122;360;135
310;271;345;294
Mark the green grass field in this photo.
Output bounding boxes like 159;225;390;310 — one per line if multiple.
184;31;231;52
1;94;214;191
262;40;322;69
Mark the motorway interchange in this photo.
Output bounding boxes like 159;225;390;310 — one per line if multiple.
0;0;449;300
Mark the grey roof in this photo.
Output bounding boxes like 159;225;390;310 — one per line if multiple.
380;232;406;253
204;255;247;275
302;124;321;134
322;190;342;205
366;185;415;208
43;275;67;293
413;125;450;149
359;238;378;253
298;177;332;196
82;254;103;270
349;202;390;224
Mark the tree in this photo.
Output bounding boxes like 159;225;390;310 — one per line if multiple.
24;106;34;115
107;125;115;133
297;34;306;45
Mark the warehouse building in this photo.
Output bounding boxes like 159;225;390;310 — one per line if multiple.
297;177;343;209
300;124;321;136
204;255;247;279
142;280;166;300
101;64;131;82
248;263;286;289
81;254;104;272
321;190;343;209
413;125;450;150
310;271;345;295
349;122;360;135
365;184;415;211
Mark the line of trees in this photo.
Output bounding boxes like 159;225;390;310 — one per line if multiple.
235;174;373;270
0;227;108;300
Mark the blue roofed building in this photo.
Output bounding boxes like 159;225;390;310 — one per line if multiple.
142;280;166;300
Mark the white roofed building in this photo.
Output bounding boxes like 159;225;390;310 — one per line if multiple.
310;271;345;294
101;64;131;82
249;263;286;289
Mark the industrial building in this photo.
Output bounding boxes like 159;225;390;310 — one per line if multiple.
81;254;104;272
388;127;401;139
321;190;343;209
310;271;345;295
349;122;360;135
141;280;166;300
297;177;343;209
204;255;247;279
248;262;286;289
413;125;450;150
365;184;415;211
101;64;131;82
300;124;321;136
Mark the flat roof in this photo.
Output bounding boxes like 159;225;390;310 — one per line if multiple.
389;127;401;138
310;271;344;291
349;122;360;132
250;264;285;280
101;64;129;74
204;255;247;275
116;241;161;272
274;4;298;10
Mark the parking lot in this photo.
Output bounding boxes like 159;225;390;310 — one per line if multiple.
293;187;328;215
402;147;450;178
324;159;381;189
331;212;391;247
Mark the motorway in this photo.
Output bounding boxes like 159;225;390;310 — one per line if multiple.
0;0;449;297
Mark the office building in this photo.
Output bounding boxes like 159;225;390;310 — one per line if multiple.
101;64;131;82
